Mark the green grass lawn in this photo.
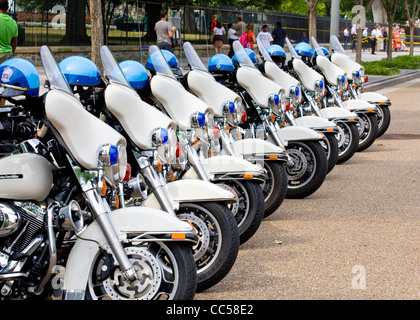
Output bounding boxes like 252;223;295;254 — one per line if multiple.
361;55;420;76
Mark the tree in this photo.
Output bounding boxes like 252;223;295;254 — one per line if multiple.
382;0;401;61
404;0;420;56
90;0;104;71
60;0;90;45
305;0;321;42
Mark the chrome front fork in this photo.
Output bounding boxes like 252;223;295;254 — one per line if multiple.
183;143;210;182
82;182;137;282
263;118;294;167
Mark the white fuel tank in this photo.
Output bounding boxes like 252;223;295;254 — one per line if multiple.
0;153;54;201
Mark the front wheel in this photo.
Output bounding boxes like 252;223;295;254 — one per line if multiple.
215;180;264;244
335;121;359;164
285;140;328;199
319;132;339;174
86;241;197;300
376;105;391;138
176;202;239;292
356;113;378;152
261;161;288;218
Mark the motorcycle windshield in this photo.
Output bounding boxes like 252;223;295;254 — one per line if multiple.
40;45;73;94
311;37;325;56
183;42;208;72
286;38;300;59
256;38;273;62
232;40;256;68
330;35;346;54
100;46;131;87
148;45;176;80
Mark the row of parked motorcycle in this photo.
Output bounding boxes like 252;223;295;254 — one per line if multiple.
0;35;391;300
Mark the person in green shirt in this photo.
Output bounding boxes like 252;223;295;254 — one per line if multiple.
0;0;18;65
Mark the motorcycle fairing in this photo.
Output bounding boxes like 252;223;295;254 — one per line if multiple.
150;74;212;131
187;69;242;117
263;61;300;98
314;55;347;86
63;206;195;300
223;138;287;160
292;58;324;92
330;52;365;80
45;89;126;170
236;66;283;108
104;82;176;150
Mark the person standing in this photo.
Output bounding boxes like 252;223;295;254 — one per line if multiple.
300;32;309;44
382;26;388;51
344;27;350;49
236;16;246;38
211;21;226;54
246;22;256;50
371;25;377;54
256;24;273;49
227;23;238;58
211;15;217;33
272;21;287;48
155;9;176;53
351;24;357;50
0;0;18;65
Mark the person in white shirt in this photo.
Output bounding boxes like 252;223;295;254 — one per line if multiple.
256;25;273;49
363;27;368;37
212;21;226;54
227;23;238;57
344;27;350;49
371;25;378;54
351;24;357;49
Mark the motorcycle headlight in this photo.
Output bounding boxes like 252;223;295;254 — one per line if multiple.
352;70;362;84
165;127;178;163
268;93;280;114
314;80;324;96
150;127;169;147
222;101;236;115
190;111;206;128
337;75;347;90
97;143;127;184
289;85;300;106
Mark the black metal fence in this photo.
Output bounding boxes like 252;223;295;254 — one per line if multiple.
9;1;420;50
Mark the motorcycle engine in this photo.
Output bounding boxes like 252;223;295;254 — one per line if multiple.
0;202;45;273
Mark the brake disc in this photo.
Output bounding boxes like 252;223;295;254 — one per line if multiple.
103;247;161;300
286;148;308;180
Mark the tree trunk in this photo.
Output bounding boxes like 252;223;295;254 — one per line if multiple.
409;22;414;56
308;5;317;42
387;19;393;61
90;0;104;72
60;0;90;46
356;28;362;63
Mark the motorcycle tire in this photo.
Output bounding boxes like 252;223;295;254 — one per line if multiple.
285;140;328;199
357;112;378;152
86;241;197;300
176;202;239;292
376;105;391;138
336;121;359;164
262;161;288;218
215;180;264;245
320;132;339;174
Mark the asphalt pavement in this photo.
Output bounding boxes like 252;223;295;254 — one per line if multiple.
195;78;420;300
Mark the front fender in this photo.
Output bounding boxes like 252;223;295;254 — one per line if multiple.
358;92;391;106
181;155;265;182
341;99;378;113
63;207;194;300
271;126;325;143
144;179;237;208
231;138;287;161
293;116;338;133
320;107;359;122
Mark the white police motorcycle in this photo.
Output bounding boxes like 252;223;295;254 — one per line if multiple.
0;47;198;300
285;38;360;164
309;37;379;152
329;35;392;138
58;47;242;292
